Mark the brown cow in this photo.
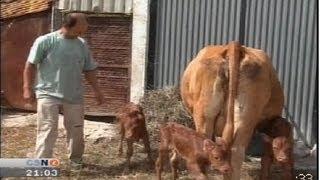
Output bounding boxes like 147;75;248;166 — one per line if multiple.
117;102;152;167
156;122;232;180
180;41;284;180
257;117;294;180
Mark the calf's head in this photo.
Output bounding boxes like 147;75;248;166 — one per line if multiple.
203;137;231;174
261;134;292;163
124;104;145;140
124;118;144;140
127;104;144;118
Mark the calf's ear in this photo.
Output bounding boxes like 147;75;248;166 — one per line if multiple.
260;133;272;143
215;137;225;144
215;137;228;149
203;139;215;152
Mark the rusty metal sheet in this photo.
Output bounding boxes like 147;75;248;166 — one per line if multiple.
1;0;52;19
82;16;132;116
1;11;51;111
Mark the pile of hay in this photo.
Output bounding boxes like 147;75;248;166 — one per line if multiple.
139;86;194;129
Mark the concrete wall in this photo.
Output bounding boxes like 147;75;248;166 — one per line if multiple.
130;0;149;103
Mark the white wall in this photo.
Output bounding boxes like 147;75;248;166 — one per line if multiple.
130;0;149;103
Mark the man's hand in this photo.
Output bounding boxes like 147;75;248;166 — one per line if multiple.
23;62;36;105
23;87;35;104
84;70;105;106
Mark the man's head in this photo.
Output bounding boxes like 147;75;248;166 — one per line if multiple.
62;13;88;37
203;137;231;174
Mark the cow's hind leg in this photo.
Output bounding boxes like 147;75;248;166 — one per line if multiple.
223;124;255;180
198;73;226;139
224;100;268;180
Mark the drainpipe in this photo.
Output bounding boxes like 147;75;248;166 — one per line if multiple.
50;0;55;32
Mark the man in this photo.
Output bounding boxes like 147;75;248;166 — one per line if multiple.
23;13;104;169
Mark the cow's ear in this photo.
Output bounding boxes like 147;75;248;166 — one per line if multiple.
203;139;215;152
261;133;272;143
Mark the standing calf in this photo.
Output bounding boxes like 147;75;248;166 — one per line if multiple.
117;102;152;167
257;117;294;180
156;122;231;180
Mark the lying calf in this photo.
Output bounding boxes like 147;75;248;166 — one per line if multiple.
257;117;294;180
117;102;152;167
156;122;231;180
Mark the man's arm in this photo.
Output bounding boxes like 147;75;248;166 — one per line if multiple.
23;62;36;103
84;70;105;105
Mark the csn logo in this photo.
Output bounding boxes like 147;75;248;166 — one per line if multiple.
26;159;60;167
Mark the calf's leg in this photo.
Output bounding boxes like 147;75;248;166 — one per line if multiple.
260;154;272;180
186;161;208;180
118;124;124;156
282;161;294;180
126;139;134;167
156;139;169;180
170;151;179;180
142;130;152;163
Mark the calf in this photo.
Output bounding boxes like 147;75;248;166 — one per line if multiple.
257;117;294;180
155;122;231;180
117;102;152;167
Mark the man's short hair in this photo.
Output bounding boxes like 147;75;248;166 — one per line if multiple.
62;13;87;28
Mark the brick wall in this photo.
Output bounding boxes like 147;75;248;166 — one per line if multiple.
83;15;132;115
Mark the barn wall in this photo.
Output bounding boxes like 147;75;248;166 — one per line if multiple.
82;15;132;115
1;11;51;110
149;0;317;146
243;0;317;146
151;0;241;88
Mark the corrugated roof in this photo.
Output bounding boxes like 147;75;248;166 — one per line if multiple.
58;0;132;14
1;0;52;19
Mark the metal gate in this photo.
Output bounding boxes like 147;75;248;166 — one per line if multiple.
148;0;317;146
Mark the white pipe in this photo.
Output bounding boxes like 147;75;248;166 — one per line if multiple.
51;1;55;32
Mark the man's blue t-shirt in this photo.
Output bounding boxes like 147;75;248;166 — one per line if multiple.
27;30;98;104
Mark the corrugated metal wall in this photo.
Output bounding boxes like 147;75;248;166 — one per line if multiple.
150;0;317;146
153;0;242;88
243;0;317;145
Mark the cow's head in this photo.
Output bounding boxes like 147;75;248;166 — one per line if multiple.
261;133;292;163
203;137;231;174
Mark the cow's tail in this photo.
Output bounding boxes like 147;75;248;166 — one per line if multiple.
222;41;241;147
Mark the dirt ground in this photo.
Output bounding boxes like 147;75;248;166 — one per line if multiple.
0;110;317;180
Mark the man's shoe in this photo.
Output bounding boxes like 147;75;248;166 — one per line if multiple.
69;160;83;175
